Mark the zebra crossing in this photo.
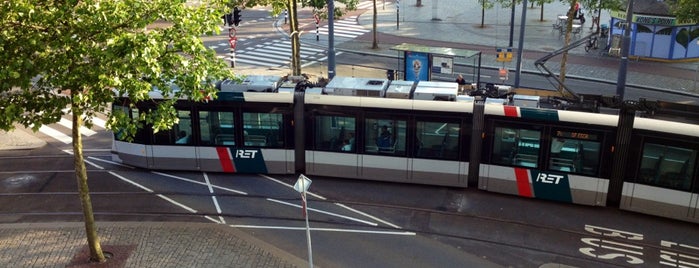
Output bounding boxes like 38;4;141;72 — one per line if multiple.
317;15;370;40
356;0;392;10
216;38;328;68
37;111;108;144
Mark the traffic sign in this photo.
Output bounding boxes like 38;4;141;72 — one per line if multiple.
293;174;312;193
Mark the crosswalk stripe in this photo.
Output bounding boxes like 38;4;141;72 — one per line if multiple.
58;118;97;136
232;58;280;67
39;125;72;144
91;117;107;129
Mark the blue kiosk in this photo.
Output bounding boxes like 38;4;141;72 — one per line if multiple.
607;0;699;60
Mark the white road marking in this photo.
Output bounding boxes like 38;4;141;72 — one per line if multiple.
258;174;326;200
58;118;97;136
152;171;248;195
39;125;72;144
109;171;198;214
204;172;226;224
229;225;416;236
334;203;402;229
267;198;377;226
86;156;135;169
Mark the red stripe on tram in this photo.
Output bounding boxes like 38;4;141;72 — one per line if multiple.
504;106;519;117
216;147;236;173
514;168;533;197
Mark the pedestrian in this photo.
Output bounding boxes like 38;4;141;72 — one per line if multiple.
455;74;466;85
455;74;468;94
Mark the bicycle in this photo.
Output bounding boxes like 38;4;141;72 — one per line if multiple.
584;35;598;52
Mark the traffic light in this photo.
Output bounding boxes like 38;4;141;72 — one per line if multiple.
233;7;241;26
224;13;233;26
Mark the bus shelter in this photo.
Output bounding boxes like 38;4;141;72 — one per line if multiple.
390;43;482;85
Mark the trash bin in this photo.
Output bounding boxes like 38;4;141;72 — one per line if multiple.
386;70;395;80
600;24;609;38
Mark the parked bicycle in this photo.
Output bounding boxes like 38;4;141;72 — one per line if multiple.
584;35;598;52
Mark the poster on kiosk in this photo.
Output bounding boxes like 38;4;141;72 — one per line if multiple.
404;52;429;81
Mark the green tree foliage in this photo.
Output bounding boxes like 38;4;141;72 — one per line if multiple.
0;0;232;263
671;0;699;22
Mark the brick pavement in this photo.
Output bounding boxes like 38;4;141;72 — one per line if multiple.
0;222;307;268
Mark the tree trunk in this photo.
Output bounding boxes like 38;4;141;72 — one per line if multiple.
480;6;485;28
288;0;301;76
72;107;105;263
540;4;544;22
372;0;379;49
559;1;577;91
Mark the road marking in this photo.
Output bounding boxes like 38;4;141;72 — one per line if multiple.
57;118;97;136
86;156;135;169
229;225;416;236
259;174;326;200
109;171;198;214
267;198;378;226
39;125;72;144
152;171;248;195
334;203;401;229
203;172;226;224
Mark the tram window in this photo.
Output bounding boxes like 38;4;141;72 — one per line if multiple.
313;116;356;152
154;110;192;145
242;112;284;147
415;121;460;160
200;111;235;146
111;104;149;143
492;127;540;168
638;143;695;191
365;118;406;156
548;138;601;175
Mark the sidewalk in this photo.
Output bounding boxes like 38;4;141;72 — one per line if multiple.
297;0;699;94
0;222;307;267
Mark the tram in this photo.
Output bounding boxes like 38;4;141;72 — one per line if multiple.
111;75;699;224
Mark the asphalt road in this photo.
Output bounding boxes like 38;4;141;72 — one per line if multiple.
2;124;699;267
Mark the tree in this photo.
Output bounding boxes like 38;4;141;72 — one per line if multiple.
372;0;379;49
0;0;232;263
478;0;496;27
671;0;699;22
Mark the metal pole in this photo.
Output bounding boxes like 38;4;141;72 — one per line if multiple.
514;0;527;88
509;0;515;47
303;190;313;268
316;20;319;41
396;0;400;30
328;0;336;79
616;0;634;99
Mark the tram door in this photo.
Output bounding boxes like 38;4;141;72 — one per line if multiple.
409;120;463;186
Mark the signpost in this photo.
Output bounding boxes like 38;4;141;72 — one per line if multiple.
293;174;313;268
228;28;237;68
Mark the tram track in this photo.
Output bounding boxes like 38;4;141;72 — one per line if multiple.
0;190;653;267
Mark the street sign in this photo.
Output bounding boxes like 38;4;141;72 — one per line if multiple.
496;47;513;62
499;68;508;81
293;174;312;193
